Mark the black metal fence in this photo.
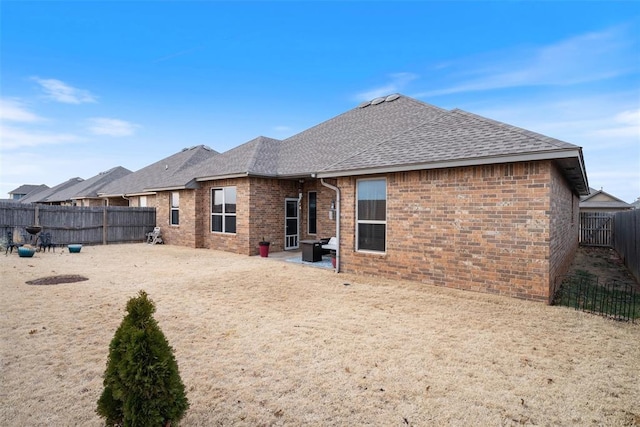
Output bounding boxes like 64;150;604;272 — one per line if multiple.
552;273;639;323
0;201;156;247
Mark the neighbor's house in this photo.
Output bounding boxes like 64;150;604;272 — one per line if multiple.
579;187;633;213
7;184;49;201
26;167;133;206
143;94;588;302
19;177;85;204
97;145;218;211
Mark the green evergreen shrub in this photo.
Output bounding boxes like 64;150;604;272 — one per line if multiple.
97;290;189;426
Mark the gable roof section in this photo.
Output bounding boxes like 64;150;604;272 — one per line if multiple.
44;166;132;203
579;187;632;209
19;177;84;203
191;136;282;182
315;102;588;195
99;145;218;195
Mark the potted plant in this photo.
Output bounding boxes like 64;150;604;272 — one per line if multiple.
258;237;270;257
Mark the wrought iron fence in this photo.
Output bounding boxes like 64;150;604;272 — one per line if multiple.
552;273;639;323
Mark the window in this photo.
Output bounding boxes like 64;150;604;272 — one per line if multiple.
170;192;179;225
308;191;317;235
356;179;386;252
212;187;237;233
139;196;147;207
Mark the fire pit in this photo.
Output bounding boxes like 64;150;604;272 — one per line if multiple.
24;225;42;245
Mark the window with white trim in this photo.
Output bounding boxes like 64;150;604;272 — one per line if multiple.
356;178;386;252
308;191;317;235
212;187;237;233
170;192;179;225
139;195;147;207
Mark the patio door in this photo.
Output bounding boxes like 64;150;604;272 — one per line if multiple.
285;198;299;250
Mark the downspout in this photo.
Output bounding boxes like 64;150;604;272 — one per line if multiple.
320;178;340;273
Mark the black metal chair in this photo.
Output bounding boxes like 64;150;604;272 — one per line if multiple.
38;232;55;252
5;230;22;255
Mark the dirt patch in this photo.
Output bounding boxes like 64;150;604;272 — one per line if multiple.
25;274;89;285
567;246;638;289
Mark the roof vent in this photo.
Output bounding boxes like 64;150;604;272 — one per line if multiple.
358;101;371;108
371;97;385;105
385;94;400;102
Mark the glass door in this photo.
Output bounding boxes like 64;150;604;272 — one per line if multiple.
284;198;299;250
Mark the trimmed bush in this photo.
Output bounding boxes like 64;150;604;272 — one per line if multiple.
97;290;189;426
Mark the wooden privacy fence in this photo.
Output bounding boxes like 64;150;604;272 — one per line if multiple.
613;209;640;284
0;201;156;246
579;212;613;247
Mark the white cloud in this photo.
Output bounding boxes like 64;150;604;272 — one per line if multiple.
0;98;44;123
355;72;419;101
0;124;81;149
87;117;139;137
415;25;637;97
32;77;97;104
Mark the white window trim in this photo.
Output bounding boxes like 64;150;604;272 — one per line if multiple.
211;187;237;234
356;178;387;254
170;192;179;226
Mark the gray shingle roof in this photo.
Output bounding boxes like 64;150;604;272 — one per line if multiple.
321;107;581;173
185;94;587;195
20;178;84;203
9;184;49;197
186;136;282;182
44;166;132;202
275;95;447;176
99;145;218;195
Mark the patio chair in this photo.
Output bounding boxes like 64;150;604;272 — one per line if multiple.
146;227;163;245
322;237;337;252
5;230;22;255
38;232;56;252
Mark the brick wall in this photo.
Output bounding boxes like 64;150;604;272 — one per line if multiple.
338;161;562;301
548;162;580;300
156;190;197;247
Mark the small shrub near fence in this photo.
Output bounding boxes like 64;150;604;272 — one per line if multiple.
552;272;639;323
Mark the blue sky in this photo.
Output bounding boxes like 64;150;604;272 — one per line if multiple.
1;1;639;203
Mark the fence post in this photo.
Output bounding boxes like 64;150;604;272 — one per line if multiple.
103;206;108;245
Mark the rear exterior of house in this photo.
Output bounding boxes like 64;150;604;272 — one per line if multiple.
120;95;589;303
156;162;579;302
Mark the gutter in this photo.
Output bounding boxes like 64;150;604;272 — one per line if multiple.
320;178;340;273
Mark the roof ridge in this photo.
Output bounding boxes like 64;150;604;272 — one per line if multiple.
246;136;278;172
450;108;577;150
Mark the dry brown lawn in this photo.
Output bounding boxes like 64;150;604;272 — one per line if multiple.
1;244;639;426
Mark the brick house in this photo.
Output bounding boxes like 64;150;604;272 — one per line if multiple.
142;94;588;303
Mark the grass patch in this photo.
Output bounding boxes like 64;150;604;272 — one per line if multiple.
553;271;640;321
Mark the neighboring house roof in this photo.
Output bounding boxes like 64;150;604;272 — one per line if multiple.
185;94;588;195
631;198;640;210
44;166;132;203
19;177;85;203
9;184;49;198
579;187;633;210
99;145;218;196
